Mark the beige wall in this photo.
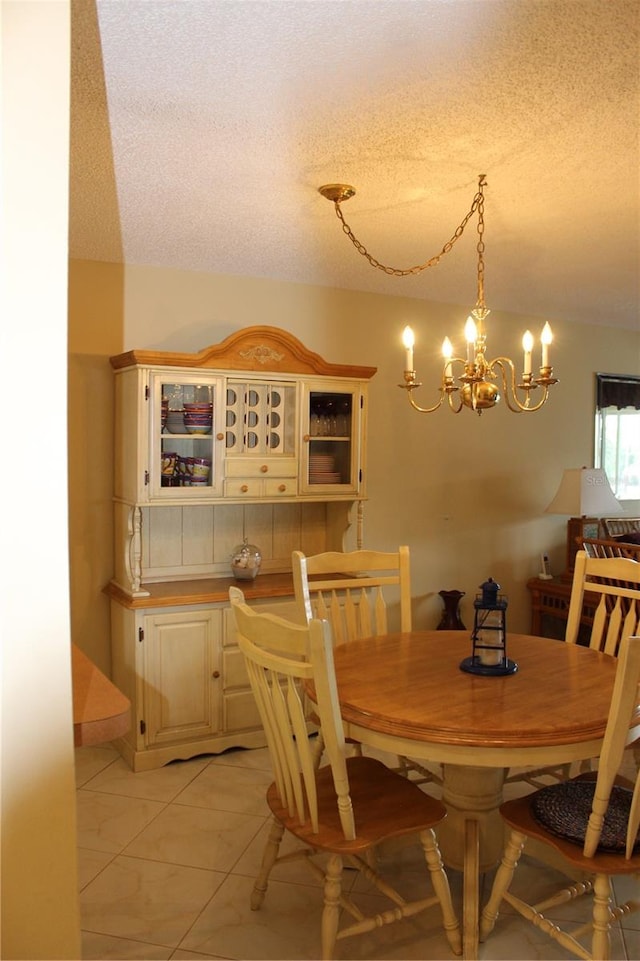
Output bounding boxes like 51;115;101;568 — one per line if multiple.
68;260;640;668
2;3;81;958
68;259;124;674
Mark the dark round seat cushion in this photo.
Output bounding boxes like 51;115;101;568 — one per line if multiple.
530;779;638;853
613;531;640;545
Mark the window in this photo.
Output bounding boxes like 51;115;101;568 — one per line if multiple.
594;374;640;500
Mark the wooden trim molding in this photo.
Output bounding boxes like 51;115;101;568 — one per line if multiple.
105;570;325;609
110;325;377;379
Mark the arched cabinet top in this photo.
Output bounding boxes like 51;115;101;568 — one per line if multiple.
110;325;377;380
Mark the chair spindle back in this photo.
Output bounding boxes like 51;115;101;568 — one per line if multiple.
292;547;411;646
583;633;640;859
228;585;355;840
566;551;640;656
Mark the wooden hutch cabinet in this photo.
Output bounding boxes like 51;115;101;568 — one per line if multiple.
107;327;376;770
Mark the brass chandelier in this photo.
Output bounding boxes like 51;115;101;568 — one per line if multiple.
319;174;558;414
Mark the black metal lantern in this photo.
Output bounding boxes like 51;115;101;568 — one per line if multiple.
460;577;518;676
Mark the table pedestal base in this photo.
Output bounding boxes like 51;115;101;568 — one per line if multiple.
438;764;505;960
438;763;505;872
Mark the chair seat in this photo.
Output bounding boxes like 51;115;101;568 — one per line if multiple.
481;636;640;961
267;754;447;854
499;783;640;876
531;776;638;853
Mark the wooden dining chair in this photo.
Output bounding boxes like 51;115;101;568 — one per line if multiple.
291;546;440;784
565;550;640;655
601;516;640;540
567;549;640;773
505;549;640;788
292;546;412;641
228;586;462;961
582;536;640;562
480;633;640;961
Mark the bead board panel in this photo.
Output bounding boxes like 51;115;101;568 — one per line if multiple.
140;502;336;583
145;506;182;570
182;505;215;566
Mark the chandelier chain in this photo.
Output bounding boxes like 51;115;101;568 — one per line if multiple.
319;172;558;414
332;176;486;278
475;179;486;308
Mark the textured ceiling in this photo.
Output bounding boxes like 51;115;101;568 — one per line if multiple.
70;0;640;330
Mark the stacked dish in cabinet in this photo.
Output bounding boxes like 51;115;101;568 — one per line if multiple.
309;452;341;484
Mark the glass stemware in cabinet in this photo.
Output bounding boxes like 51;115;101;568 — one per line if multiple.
317;403;329;436
310;408;320;436
325;399;337;436
336;400;351;437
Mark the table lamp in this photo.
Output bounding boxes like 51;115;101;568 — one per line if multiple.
545;466;624;578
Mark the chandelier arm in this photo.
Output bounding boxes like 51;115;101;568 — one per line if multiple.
490;358;551;413
402;385;448;414
512;387;550;413
331;180;485;278
445;390;465;414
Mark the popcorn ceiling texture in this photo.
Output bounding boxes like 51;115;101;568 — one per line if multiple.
70;0;639;330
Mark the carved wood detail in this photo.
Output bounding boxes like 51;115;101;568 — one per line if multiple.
111;325;377;379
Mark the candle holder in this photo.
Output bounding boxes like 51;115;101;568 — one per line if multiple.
460;577;518;676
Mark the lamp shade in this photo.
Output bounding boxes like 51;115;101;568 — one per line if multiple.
545;467;624;517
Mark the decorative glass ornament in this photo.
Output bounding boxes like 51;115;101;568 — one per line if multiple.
231;538;262;580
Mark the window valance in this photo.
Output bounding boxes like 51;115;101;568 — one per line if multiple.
596;374;640;410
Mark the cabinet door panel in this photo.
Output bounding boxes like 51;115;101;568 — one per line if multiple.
222;647;250;689
223;690;262;732
143;610;221;745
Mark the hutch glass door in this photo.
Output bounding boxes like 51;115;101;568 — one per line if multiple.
300;383;361;494
150;373;224;498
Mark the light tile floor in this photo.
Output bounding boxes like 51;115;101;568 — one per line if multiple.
76;744;639;960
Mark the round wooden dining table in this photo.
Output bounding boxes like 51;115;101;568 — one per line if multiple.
330;630;640;959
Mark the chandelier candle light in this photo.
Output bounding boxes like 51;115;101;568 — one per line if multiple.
319;174;558;415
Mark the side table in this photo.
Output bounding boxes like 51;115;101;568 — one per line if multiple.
526;576;597;641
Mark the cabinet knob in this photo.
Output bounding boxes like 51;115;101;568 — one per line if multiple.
278;484;286;492
241;484;249;493
216;432;224;441
303;434;310;442
260;464;268;473
211;670;220;679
